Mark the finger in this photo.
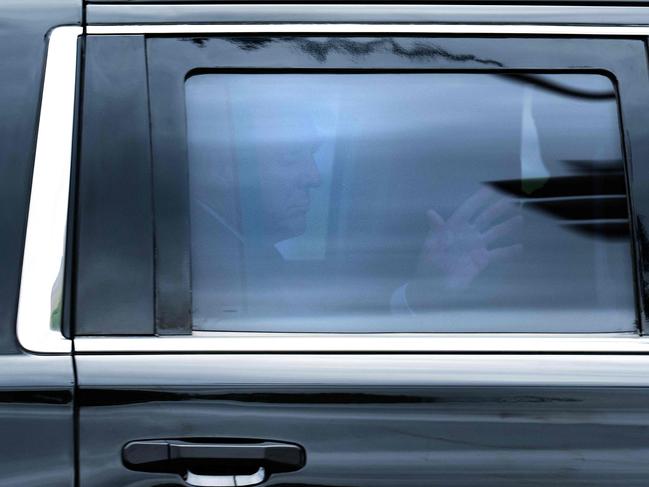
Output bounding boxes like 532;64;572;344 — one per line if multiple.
449;186;493;225
426;209;445;230
483;215;523;244
474;198;515;230
488;243;523;263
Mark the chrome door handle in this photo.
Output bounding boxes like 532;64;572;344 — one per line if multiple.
186;466;266;487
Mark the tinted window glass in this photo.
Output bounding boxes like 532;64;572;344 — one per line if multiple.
185;73;635;332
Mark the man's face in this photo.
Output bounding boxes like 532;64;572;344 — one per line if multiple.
258;139;322;243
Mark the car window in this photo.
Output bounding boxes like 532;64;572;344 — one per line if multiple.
185;72;635;333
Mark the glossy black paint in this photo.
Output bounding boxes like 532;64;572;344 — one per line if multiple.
0;0;80;352
0;355;75;486
0;1;79;486
76;34;155;336
77;354;649;486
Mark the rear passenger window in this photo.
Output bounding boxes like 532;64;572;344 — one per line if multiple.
185;73;635;332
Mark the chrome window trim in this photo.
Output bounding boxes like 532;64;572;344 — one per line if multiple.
76;332;649;354
86;23;649;36
20;23;649;354
75;353;649;387
16;26;81;355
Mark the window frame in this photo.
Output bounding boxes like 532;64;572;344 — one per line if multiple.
18;23;649;354
143;27;649;340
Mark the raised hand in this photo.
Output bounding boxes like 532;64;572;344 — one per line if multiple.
417;187;523;290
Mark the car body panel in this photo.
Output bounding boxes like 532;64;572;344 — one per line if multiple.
0;355;75;487
77;354;649;486
0;1;79;486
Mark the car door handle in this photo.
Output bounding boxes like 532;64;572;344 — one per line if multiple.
123;439;306;487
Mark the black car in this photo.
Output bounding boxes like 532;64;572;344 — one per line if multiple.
4;1;649;486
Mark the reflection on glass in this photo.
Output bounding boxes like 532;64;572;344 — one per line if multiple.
185;73;635;332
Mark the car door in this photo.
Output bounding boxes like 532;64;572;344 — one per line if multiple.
62;12;649;487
